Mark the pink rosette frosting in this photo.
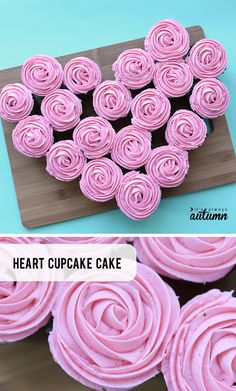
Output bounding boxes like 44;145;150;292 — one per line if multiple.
41;237;126;244
41;89;82;131
0;83;33;122
0;281;55;342
0;237;41;243
131;88;171;131
186;39;227;79
153;61;193;97
49;263;180;390
93;80;132;121
162;289;236;391
145;146;189;188
73;116;115;159
63;56;101;94
144;19;190;62
165;109;207;150
12;115;53;158
111;125;152;169
189;78;229;118
133;237;236;283
21;55;63;96
46;140;86;181
116;171;161;220
112;48;155;89
80;157;122;202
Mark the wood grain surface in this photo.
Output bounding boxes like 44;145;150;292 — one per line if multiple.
0;26;236;228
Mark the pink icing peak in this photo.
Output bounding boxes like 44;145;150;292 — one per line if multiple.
0;83;34;122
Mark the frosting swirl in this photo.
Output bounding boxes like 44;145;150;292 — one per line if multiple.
111;125;152;169
0;281;55;342
41;89;82;131
0;83;34;122
134;237;236;282
165;109;207;150
93;80;132;121
63;56;101;94
162;289;236;391
116;171;161;220
80;158;122;202
41;237;126;244
189;78;229;118
73;116;115;159
186;39;227;79
12;115;54;158
46;140;86;181
21;55;63;96
112;48;155;89
131;88;171;131
145;146;189;187
49;263;180;390
153;61;193;97
144;19;190;61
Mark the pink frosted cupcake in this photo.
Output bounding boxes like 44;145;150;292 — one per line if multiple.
162;290;236;391
12;115;53;158
116;171;161;220
111;125;152;169
145;19;190;62
186;39;227;79
41;89;82;131
0;282;55;342
46;140;86;181
153;61;193;97
80;157;122;202
131;88;171;131
189;78;229;118
93;80;132;121
63;56;101;94
21;55;63;96
0;83;34;122
49;263;180;390
73;116;115;159
166;109;207;150
113;48;155;89
134;237;236;283
146;146;189;188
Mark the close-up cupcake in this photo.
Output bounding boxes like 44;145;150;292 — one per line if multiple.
63;56;101;94
21;55;63;96
49;263;180;390
73;116;115;159
0;83;34;122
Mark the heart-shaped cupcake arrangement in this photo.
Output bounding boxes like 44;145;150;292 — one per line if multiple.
0;19;230;220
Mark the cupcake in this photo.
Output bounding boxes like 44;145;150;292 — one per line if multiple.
0;83;34;122
145;146;189;188
80;157;122;202
144;19;190;62
153;61;193;98
21;55;63;96
12;115;54;158
46;140;86;181
73;116;115;159
162;289;236;391
63;56;101;94
113;48;155;89
93;80;132;121
186;39;227;79
116;171;161;220
133;237;236;282
111;125;152;170
0;281;55;342
131;88;171;131
41;89;82;131
189;78;229;118
49;263;180;390
165;109;207;150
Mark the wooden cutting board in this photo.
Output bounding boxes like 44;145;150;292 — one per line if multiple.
0;25;236;228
